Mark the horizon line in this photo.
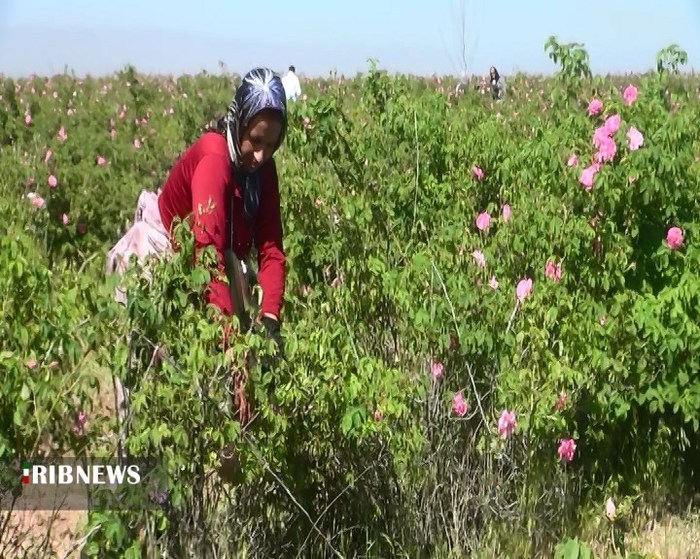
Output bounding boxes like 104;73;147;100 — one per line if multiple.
1;65;698;81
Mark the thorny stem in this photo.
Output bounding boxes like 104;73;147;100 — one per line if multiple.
242;432;346;559
296;458;378;557
430;260;488;428
506;299;521;334
122;328;344;555
59;523;104;559
412;109;420;236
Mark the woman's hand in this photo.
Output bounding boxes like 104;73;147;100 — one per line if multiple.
260;314;284;360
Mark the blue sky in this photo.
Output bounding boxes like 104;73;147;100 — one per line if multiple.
0;0;699;77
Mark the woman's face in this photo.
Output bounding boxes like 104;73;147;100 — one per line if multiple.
490;67;497;78
239;110;283;173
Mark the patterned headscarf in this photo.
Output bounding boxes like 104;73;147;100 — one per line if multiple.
221;68;287;224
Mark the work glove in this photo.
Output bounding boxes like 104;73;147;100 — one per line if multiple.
260;315;285;363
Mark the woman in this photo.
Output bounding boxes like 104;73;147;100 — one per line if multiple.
157;66;287;349
106;67;287;429
489;66;505;100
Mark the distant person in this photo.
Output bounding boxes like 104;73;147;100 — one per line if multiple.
489;66;505;100
281;65;302;101
455;71;469;96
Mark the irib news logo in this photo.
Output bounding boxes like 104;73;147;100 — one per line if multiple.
21;460;142;486
3;457;165;510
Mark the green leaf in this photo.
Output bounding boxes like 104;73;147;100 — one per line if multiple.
341;410;355;436
367;256;385;275
190;267;209;287
615;400;631;418
411;252;429;272
341;405;365;436
20;383;31;401
83;541;101;556
561;538;580;559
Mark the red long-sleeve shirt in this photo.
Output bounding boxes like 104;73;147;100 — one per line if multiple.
157;131;286;319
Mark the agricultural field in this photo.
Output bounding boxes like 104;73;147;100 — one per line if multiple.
1;39;700;558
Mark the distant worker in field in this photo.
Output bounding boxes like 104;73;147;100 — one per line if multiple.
106;67;288;431
489;66;505;100
455;70;469;96
281;65;302;101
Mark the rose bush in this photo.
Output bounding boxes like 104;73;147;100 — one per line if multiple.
1;42;698;556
